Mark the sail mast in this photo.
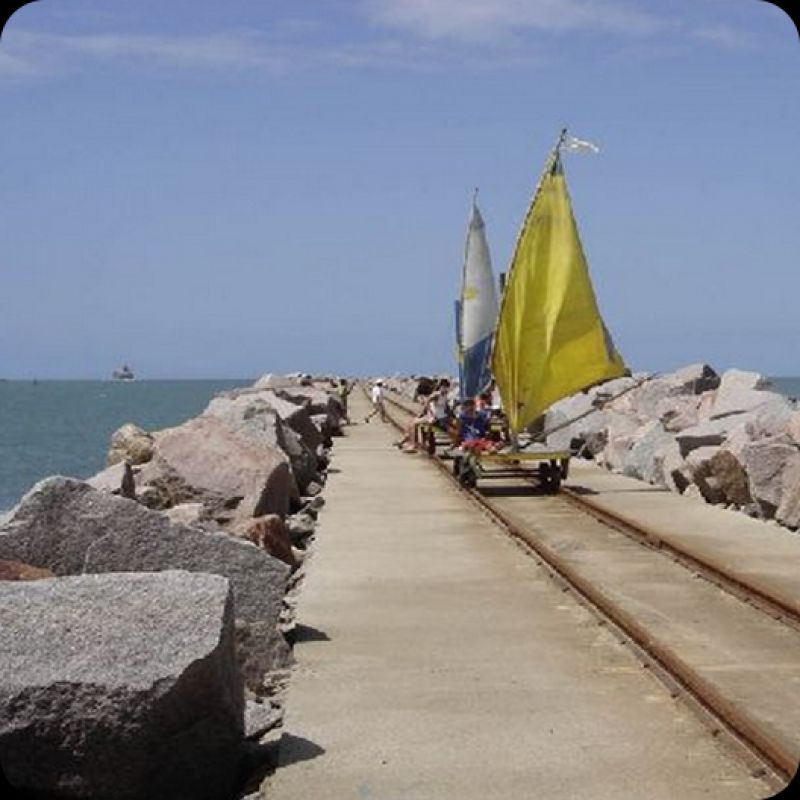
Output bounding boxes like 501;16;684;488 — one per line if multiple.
490;127;567;369
490;128;626;433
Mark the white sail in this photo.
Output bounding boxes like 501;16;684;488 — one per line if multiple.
460;198;499;398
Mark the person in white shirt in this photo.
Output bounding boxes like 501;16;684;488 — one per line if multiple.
394;379;453;452
366;380;386;423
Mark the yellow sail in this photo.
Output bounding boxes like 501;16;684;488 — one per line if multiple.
491;140;626;434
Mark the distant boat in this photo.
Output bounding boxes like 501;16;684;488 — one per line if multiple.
112;364;135;381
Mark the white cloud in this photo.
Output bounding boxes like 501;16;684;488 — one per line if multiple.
2;30;282;74
361;0;667;41
0;26;544;79
0;47;41;77
691;24;753;49
0;2;757;81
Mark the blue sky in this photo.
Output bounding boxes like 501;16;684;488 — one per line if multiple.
1;1;797;379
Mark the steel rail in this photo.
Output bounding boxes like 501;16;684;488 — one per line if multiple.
559;487;800;631
372;385;797;785
385;388;800;631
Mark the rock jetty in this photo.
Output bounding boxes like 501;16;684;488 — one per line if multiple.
540;365;800;528
389;365;800;531
0;374;346;799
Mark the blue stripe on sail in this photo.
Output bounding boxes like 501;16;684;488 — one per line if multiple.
462;333;493;399
454;299;464;393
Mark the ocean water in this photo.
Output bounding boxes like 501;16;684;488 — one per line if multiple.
771;377;800;402
0;379;249;512
2;375;798;514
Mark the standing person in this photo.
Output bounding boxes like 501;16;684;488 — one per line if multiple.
336;378;353;424
365;379;386;423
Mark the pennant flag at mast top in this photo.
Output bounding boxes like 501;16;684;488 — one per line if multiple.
490;128;626;434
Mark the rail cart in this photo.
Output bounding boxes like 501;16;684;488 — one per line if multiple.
453;447;571;493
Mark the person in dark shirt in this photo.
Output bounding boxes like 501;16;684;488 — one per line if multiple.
456;397;495;452
413;376;435;402
336;378;353;424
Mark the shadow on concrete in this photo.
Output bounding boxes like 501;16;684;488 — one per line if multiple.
236;733;326;796
287;624;331;644
479;485;552;498
276;733;326;767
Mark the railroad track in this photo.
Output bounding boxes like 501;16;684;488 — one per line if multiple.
368;384;800;790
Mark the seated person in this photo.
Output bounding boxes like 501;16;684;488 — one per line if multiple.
395;383;452;452
455;398;496;453
428;379;452;428
413;376;435;402
476;389;508;443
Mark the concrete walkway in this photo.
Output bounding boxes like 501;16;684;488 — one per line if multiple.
566;461;800;612
264;392;770;800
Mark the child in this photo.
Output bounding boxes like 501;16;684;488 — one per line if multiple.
455;397;496;453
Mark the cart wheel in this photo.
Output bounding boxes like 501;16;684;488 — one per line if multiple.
546;472;561;494
559;457;570;480
459;467;477;489
538;462;561;494
426;429;437;456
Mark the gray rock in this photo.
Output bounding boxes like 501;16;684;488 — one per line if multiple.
0;478;291;627
204;394;319;492
252;373;300;390
598;433;635;472
142;415;298;521
106;422;154;466
0;476;148;575
544;393;606;452
134;458;228;515
276;387;345;437
590;375;640;413
0;570;244;800
236;619;293;695
683;484;707;503
626;378;675;422
276;386;342;419
739;436;800;517
708;449;752;506
596;406;640;470
710;369;784;420
669;363;720;394
162;501;207;526
285;513;316;547
84;522;290;628
788;411;800;447
304;480;323;497
685;445;722;472
685;446;725;504
651;439;687;492
244;698;283;740
744;401;794;441
657;395;701;432
621;422;675;483
675;417;740;458
776;458;800;529
87;460;129;493
220;388;324;452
